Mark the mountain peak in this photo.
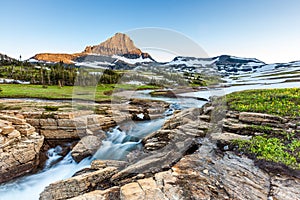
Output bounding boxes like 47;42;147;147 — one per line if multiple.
83;32;142;56
31;32;153;64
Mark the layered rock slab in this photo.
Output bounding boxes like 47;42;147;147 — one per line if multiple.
0;114;44;183
40;167;118;200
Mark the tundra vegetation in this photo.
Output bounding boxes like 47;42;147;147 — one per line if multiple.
228;88;300;169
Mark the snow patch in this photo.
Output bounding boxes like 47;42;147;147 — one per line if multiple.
75;61;114;68
167;57;217;67
112;55;153;64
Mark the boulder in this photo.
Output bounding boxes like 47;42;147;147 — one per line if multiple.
111;138;195;182
71;135;104;162
0;125;44;184
40;167;118;200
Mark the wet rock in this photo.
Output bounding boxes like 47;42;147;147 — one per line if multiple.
131;112;150;121
71;135;104;163
40;167;118;200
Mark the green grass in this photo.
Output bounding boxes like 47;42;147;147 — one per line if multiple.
0;84;161;102
0;84;75;99
234;135;300;169
247;124;274;134
228;88;300;170
226;88;300;117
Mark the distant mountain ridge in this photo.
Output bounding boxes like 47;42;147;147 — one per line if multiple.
165;55;300;76
7;31;298;77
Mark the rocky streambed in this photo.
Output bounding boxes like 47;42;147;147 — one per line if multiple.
0;95;299;200
39;100;300;200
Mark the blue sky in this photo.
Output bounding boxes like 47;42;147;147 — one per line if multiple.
1;0;300;63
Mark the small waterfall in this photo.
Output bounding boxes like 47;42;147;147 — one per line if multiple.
44;146;63;169
93;128;140;160
0;118;166;200
0;148;91;200
93;118;166;160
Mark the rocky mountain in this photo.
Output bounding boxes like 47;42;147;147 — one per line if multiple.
28;32;300;78
32;53;84;64
84;33;141;56
31;33;153;64
164;55;266;75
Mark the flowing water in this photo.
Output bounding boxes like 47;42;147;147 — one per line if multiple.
0;117;166;200
0;150;91;200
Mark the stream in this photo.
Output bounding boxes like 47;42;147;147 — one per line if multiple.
0;116;168;200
